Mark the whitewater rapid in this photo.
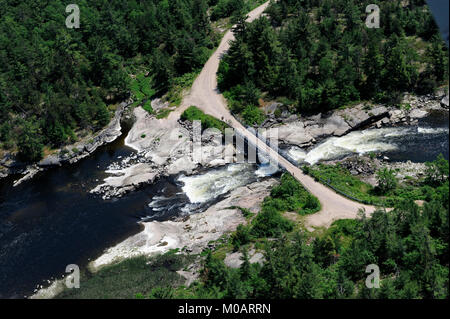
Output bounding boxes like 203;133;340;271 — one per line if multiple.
287;126;449;165
178;164;258;204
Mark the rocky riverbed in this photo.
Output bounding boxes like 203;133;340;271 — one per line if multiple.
261;88;449;149
90;106;238;200
90;178;277;271
322;154;428;186
4;88;447;187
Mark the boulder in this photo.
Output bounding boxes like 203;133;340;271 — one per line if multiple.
408;108;428;119
441;94;449;109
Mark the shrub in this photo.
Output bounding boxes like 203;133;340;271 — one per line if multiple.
241;105;265;126
181;106;228;132
376;168;398;194
251;205;293;238
270;173;320;214
231;224;253;251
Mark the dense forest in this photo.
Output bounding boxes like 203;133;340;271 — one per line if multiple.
165;156;448;299
0;0;259;162
218;0;449;125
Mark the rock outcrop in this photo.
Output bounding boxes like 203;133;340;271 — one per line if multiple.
89;178;278;271
90;106;237;200
262;90;448;149
2;100;131;185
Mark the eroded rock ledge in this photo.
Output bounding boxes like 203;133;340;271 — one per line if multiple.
90;106;237;200
262;89;449;148
1;100;131;185
89;178;278;271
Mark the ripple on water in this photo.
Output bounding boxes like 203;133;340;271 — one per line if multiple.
178;164;257;204
287;125;449;165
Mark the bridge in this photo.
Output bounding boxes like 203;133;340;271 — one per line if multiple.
174;1;377;227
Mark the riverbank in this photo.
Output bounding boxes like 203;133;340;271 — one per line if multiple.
90;106;236;200
30;178;276;298
0;100;132;185
261;88;449;149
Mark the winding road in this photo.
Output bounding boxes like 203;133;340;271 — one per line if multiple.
175;2;377;228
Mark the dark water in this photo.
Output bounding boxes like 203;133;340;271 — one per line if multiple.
384;110;449;162
0;111;448;299
0;127;193;299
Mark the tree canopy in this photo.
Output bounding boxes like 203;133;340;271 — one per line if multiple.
0;0;234;161
218;0;449;123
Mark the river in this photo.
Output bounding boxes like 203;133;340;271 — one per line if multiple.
285;110;449;165
0;111;448;298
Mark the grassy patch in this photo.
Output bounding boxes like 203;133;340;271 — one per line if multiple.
156;108;172;119
142;100;154;114
131;73;156;107
181;106;229;132
167;71;200;107
57;252;193;299
304;163;436;206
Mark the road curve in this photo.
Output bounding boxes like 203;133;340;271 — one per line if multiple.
177;1;377;228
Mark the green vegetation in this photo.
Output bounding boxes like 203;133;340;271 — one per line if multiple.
425;153;449;185
0;0;231;162
168;182;448;299
59;251;193;299
241;105;265;126
305;156;449;207
166;71;200;107
163;157;448;299
142;101;154;115
131;73;156;108
17;120;44;162
181;106;229;132
218;0;449;120
71;157;448;299
230;173;320;250
376;167;398;194
156;109;172;119
267;173;321;215
210;0;266;22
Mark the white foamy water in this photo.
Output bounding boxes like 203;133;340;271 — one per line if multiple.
288;126;448;165
417;127;449;134
178;164;256;204
287;147;307;162
255;163;280;177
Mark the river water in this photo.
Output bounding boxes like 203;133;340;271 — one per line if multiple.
285;110;449;164
0;111;448;298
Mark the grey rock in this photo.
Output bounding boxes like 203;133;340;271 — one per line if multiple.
408;108;428;119
38;155;61;167
441;94;449;109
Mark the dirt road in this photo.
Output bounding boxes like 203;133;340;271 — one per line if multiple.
177;1;377;228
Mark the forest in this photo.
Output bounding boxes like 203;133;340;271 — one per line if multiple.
0;0;256;162
164;156;449;299
218;0;449;125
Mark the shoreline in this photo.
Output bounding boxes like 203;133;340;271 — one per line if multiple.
3;86;447;189
260;88;449;150
1;99;133;185
30;178;278;299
